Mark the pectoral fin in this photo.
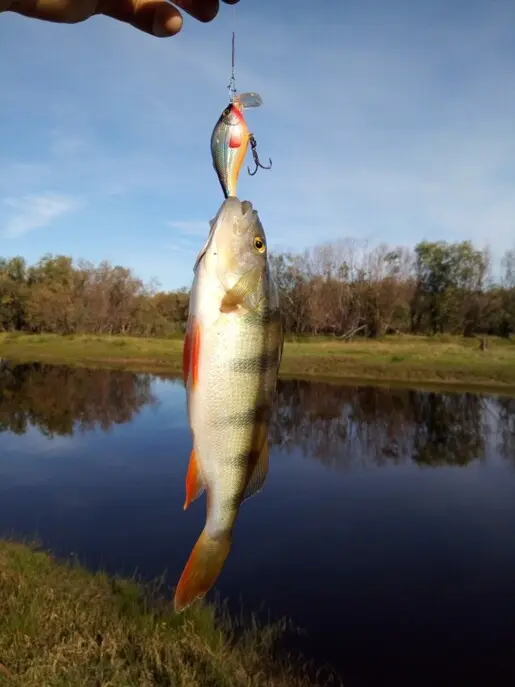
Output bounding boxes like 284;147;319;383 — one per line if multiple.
220;266;261;314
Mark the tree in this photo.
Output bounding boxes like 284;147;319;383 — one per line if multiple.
1;237;514;340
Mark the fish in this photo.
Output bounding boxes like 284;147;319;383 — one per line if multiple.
210;100;251;199
174;196;283;613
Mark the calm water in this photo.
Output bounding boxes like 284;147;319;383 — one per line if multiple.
1;362;515;686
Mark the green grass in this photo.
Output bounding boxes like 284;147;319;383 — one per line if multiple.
0;540;331;687
1;332;515;393
0;333;184;374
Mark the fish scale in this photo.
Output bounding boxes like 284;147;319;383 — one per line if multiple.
202;314;275;499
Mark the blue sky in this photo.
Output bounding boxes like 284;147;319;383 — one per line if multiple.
1;0;515;290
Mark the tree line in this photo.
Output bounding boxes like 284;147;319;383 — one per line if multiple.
1;239;515;338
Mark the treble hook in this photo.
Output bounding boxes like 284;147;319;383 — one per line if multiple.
247;133;272;176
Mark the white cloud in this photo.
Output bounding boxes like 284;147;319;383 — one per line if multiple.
2;193;80;238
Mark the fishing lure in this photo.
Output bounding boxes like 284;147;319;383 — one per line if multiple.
210;91;272;198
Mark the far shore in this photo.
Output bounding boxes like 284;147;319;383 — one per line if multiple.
1;332;515;395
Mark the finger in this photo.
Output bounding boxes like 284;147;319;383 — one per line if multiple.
172;0;219;23
99;0;183;36
7;0;84;22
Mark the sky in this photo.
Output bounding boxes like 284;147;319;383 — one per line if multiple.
1;0;515;290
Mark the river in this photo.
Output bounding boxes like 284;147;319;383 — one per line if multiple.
1;362;514;686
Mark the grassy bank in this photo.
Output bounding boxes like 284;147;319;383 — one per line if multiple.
0;541;327;687
1;332;515;392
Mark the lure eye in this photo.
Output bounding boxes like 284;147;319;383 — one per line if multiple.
254;236;266;253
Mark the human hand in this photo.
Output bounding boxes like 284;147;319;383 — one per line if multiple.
1;0;239;38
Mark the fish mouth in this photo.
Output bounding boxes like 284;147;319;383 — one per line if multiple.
240;200;253;216
213;197;256;237
193;198;256;273
234;200;256;236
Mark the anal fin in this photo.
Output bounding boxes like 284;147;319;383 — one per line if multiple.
184;448;206;510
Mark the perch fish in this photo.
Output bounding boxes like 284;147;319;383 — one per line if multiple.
174;196;283;612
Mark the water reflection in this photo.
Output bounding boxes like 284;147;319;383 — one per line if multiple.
498;396;515;462
270;380;498;469
2;363;515;687
0;362;158;437
1;363;513;469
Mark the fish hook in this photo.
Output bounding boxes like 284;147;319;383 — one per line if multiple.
247;133;272;176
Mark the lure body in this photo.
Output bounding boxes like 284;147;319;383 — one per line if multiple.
210;101;250;198
210;92;269;198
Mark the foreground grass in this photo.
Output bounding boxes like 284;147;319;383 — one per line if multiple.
0;541;329;687
1;332;515;392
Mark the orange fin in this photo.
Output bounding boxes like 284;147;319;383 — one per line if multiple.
174;527;231;613
242;436;269;503
182;328;191;384
183;320;201;387
184;448;205;510
191;323;200;387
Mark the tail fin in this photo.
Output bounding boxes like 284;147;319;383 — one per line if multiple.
174;527;231;613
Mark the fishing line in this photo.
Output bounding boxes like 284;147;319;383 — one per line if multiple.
227;4;237;101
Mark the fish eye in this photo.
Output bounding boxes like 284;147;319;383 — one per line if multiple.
253;236;266;253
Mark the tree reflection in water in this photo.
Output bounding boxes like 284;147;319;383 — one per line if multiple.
497;397;515;464
1;363;513;469
0;362;158;437
269;380;511;470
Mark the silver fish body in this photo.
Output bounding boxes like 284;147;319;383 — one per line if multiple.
174;197;283;612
